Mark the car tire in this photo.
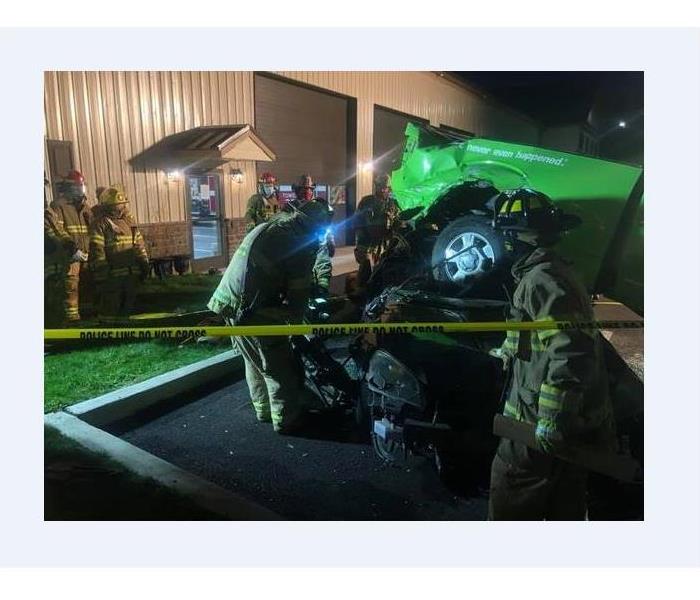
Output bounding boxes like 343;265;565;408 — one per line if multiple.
431;216;508;286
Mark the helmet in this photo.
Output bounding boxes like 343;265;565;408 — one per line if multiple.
374;173;391;190
258;172;277;185
374;173;391;199
98;184;128;206
294;174;315;190
258;171;277;199
293;174;316;203
60;170;87;200
65;170;86;186
493;188;581;238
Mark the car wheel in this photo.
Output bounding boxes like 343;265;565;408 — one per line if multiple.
431;216;507;285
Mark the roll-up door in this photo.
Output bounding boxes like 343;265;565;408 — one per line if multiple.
254;74;348;185
254;73;351;244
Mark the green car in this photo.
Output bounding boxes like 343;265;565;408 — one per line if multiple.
387;123;644;314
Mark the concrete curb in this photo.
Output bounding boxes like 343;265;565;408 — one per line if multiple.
67;349;244;427
45;411;280;520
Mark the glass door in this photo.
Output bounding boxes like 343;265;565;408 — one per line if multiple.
188;174;225;270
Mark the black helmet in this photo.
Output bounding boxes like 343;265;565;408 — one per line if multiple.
493;188;581;236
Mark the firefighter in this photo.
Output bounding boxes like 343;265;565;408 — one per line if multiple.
354;173;399;289
50;170;93;321
289;173;316;210
89;185;150;317
207;198;331;434
286;174;333;296
487;188;616;520
44;204;76;327
244;171;280;233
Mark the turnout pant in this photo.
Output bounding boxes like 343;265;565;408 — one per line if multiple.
44;272;66;328
63;261;82;321
488;438;588;520
78;263;95;318
97;274;139;316
227;315;306;432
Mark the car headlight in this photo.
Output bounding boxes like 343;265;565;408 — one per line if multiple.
366;349;425;410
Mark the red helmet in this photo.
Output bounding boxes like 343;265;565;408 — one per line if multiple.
65;170;86;185
258;172;277;185
60;170;87;200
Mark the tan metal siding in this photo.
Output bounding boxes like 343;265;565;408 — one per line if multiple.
44;71;257;225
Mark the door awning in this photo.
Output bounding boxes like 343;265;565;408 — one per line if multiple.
130;125;276;172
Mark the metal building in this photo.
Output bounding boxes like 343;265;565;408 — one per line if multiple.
43;71;537;270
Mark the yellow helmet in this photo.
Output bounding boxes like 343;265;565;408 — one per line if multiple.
98;185;128;206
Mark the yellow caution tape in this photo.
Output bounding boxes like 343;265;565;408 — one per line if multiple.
44;319;643;341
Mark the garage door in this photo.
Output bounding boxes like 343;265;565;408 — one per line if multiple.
255;73;353;243
373;106;428;178
255;74;348;186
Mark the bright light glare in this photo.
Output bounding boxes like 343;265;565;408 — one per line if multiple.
361;161;374;174
618;121;626;128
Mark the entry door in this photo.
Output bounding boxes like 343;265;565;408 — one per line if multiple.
188;174;225;270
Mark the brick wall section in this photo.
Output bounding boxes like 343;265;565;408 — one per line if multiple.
140;222;191;260
224;217;248;260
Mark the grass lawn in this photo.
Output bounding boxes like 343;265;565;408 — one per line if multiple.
134;272;222;314
45;272;234;413
44;340;232;413
45;425;220;520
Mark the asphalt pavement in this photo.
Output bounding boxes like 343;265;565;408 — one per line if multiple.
115;379;489;520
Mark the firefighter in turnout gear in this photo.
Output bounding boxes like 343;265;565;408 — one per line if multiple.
89;185;150;317
44;204;76;327
50;170;93;321
287;174;333;296
207;199;331;433
244;171;281;233
487;188;616;520
354;173;399;289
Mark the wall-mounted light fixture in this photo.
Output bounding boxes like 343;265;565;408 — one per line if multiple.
166;169;181;183
230;168;244;184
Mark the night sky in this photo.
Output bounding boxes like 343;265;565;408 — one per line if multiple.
453;72;643;161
